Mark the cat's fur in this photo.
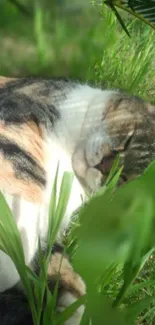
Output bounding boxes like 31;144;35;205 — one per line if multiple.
0;76;155;324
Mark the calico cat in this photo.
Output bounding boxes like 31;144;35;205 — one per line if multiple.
0;76;155;325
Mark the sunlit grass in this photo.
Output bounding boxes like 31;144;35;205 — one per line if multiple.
0;2;155;104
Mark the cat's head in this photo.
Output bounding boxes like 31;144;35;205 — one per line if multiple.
72;91;155;193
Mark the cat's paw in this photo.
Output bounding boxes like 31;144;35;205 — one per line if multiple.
48;251;86;325
57;292;85;325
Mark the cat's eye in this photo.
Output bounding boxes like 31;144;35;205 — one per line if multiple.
117;173;128;186
116;131;135;153
112;149;118;156
124;132;134;151
120;173;128;182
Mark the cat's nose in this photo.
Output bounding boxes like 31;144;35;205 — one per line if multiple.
95;150;118;175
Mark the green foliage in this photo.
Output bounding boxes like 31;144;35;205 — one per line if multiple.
70;162;155;324
1;1;155;325
104;0;155;35
0;169;76;325
1;0;155;99
2;160;155;324
92;6;155;100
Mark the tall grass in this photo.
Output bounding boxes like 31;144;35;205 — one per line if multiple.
0;169;76;325
1;160;155;324
91;6;155;101
1;1;155;94
34;1;47;65
1;2;155;324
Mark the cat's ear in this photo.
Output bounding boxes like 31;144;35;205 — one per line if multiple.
102;94;125;121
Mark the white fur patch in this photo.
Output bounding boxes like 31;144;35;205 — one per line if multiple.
0;193;45;292
58;292;85;325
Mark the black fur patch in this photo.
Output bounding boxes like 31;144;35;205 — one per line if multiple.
0;242;69;325
51;243;65;254
0;93;59;127
0;135;46;186
0;78;62;127
0;289;33;325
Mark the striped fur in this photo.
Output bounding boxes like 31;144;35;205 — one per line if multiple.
0;76;155;324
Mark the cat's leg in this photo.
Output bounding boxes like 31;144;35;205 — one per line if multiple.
0;245;85;325
48;245;86;325
57;292;85;325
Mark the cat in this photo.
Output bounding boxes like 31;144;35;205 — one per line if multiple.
0;76;155;325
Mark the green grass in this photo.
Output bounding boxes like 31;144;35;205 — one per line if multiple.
1;1;155;324
0;169;76;325
2;160;155;325
1;0;155;98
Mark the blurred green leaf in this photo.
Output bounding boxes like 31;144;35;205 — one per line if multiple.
86;289;127;325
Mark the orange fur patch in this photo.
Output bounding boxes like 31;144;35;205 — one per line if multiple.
0;122;46;168
48;253;86;298
0;153;43;202
0;121;48;203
